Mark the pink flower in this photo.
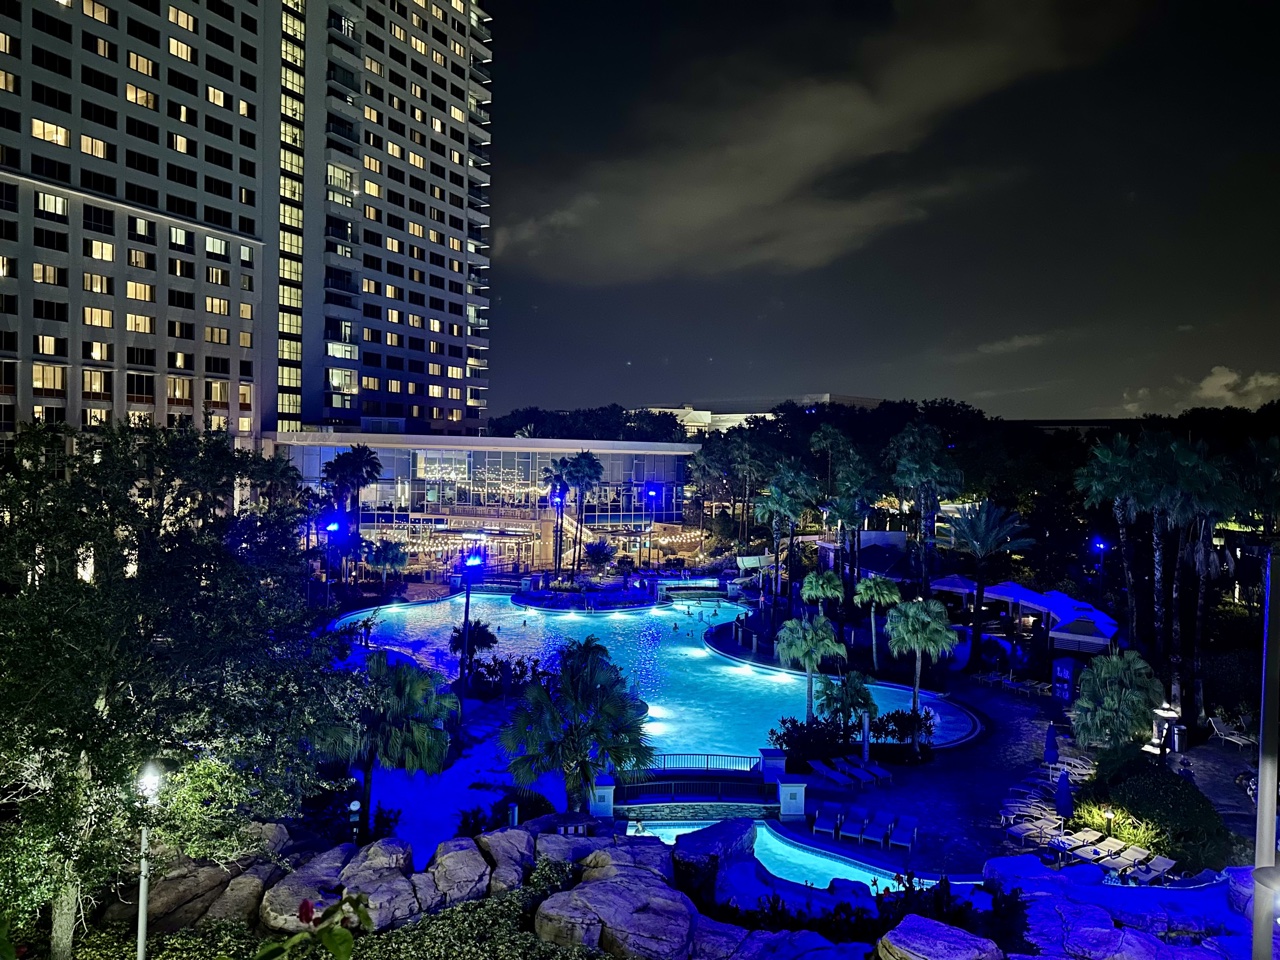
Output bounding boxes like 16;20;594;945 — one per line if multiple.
297;899;315;925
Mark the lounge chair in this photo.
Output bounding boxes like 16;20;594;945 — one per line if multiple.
809;760;859;789
812;802;841;837
1006;817;1060;848
847;755;893;786
1210;717;1254;750
975;671;1001;686
1128;855;1178;885
831;758;876;788
839;805;869;843
861;811;895;847
1057;827;1104;848
1096;845;1151;875
1068;837;1126;863
888;815;919;851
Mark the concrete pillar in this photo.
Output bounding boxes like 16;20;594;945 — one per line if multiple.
759;749;786;784
777;783;806;821
589;774;614;819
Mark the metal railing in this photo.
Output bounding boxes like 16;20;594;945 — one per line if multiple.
615;780;772;804
644;754;760;773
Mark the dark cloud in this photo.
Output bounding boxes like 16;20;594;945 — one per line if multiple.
495;0;1143;285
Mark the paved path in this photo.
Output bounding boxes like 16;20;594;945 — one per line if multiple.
1169;738;1264;855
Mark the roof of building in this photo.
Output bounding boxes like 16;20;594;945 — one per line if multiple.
273;432;700;456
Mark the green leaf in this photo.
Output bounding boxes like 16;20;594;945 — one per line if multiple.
318;923;355;960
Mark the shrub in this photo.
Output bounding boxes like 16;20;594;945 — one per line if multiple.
767;715;847;761
58;920;260;960
869;709;936;745
1073;746;1233;872
456;788;557;837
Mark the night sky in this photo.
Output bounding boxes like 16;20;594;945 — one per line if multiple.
483;1;1279;420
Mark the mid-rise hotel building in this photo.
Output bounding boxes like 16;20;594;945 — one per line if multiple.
0;0;492;444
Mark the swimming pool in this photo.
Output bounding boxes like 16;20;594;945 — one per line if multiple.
338;595;979;756
630;819;926;889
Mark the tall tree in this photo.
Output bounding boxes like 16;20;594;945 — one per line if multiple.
1076;435;1143;645
727;430;768;541
0;422;350;959
801;570;844;622
816;671;878;744
775;615;845;723
754;486;796;600
1071;650;1164;751
809;424;853;499
449;619;499;680
831;452;879;587
318;651;456;842
885;423;960;596
854;575;901;674
885;598;957;753
566;451;604;580
500;636;653;812
775;459;819;597
944;500;1035;630
367;538;409;587
541;456;571;580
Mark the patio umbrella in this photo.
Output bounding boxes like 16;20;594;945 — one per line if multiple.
1043;725;1059;766
1055;771;1074;819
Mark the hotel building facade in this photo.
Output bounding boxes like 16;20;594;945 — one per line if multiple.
0;0;491;443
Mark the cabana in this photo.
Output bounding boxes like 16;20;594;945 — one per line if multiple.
1049;613;1118;653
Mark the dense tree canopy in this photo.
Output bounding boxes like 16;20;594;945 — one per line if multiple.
0;423;351;956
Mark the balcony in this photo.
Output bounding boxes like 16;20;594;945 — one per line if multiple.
468;103;491;126
470;59;491;83
469;142;491;165
324;225;356;243
327;15;357;39
325;122;358;144
326;65;359;95
470;19;491;43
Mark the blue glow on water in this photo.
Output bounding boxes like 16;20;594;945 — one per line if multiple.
338;596;977;756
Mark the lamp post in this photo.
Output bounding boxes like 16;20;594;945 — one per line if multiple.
460;551;483;682
1252;548;1279;960
1093;538;1106;596
136;763;163;960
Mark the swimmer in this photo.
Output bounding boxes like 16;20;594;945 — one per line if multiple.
673;622;680;633
522;619;527;627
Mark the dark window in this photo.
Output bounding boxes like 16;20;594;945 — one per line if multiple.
204;115;233;140
166;164;197;187
239;129;255;148
239;158;256;177
207;54;233;80
81;100;119;129
205;356;230;375
32;10;73;43
127;347;157;366
80;170;117;197
0;107;16;131
0;183;14;211
237;215;254;233
169;68;198;94
131;0;160;13
0;218;15;240
33;299;69;321
166;195;197;218
204;206;230;228
168;290;194;309
126;372;156;400
205;24;234;50
126;117;159;142
81;65;118;94
31;83;71;113
127;18;161;46
31;155;71;183
0;298;15;318
83;205;115;234
239;360;253;377
204;145;232;169
204;176;232;198
126;150;159;175
126;183;159;207
239;70;255;91
168;320;194;339
363;304;382;319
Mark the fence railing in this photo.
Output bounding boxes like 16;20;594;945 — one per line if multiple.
644;754;760;773
615;779;773;804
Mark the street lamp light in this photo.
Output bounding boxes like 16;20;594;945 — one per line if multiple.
647;488;657;568
136;763;163;960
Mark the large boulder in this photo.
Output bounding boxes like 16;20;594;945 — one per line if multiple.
876;914;1002;960
1023;899;1115;956
1061;925;1166;960
535;871;696;960
580;835;674;884
411;871;445;914
247;822;291;857
339;839;419;932
201;863;283;925
103;860;234;924
259;844;357;933
735;929;871;959
1224;866;1253;918
715;859;876;918
427;837;491;906
536;832;614;864
691;915;750;960
477;827;536;895
672;818;756;905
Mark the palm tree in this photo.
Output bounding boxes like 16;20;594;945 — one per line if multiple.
801;570;844;618
885;423;960;596
542;456;571;580
831;453;878;587
449;619;498;679
754;486;796;600
854;575;901;673
1071;649;1164;750
809;424;852;497
582;538;617;576
885;598;956;752
499;636;653;812
1076;435;1142;645
816;671;877;744
944;501;1035;630
727;430;767;542
321;444;383;543
318;651;457;841
367;538;409;587
566;451;604;580
776;460;819;593
775;615;845;723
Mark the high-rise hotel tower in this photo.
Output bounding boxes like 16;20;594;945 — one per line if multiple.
0;0;491;444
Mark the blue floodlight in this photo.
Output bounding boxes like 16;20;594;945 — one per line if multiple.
1093;539;1106;552
464;554;484;567
325;522;341;532
647;489;657;497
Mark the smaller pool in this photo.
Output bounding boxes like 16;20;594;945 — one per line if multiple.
628;819;928;890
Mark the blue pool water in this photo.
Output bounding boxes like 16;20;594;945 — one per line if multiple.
339;595;978;757
631;819;910;888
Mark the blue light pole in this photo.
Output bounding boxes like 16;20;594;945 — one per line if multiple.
1093;538;1107;600
461;551;483;682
